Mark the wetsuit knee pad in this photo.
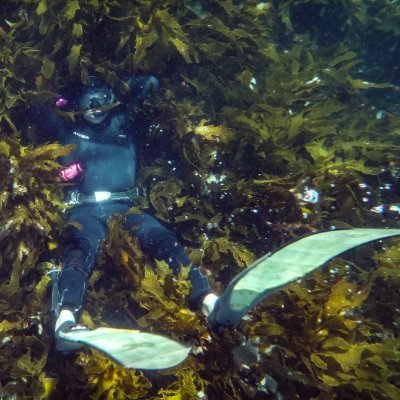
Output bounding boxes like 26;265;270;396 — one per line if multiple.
58;264;89;312
60;263;89;279
64;237;92;257
142;227;184;260
63;237;96;271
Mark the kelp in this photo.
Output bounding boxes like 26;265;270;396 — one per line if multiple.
131;263;206;338
79;350;152;400
1;0;400;399
0;135;70;399
240;249;400;399
153;368;206;400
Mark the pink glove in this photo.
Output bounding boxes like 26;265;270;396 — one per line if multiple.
60;162;84;182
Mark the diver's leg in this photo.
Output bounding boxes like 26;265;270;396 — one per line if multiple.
58;206;106;313
57;238;97;314
125;213;212;310
55;205;107;350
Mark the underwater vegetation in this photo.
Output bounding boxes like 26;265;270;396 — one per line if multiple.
1;0;400;398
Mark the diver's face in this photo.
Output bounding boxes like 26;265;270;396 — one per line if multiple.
79;86;115;124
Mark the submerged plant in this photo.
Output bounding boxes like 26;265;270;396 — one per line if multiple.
0;0;400;399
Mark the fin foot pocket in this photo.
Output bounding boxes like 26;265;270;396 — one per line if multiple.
56;323;90;353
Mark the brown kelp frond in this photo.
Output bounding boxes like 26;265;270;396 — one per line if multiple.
79;350;152;400
0;134;71;399
132;261;208;340
1;0;400;398
152;368;207;399
240;245;400;399
0;135;71;244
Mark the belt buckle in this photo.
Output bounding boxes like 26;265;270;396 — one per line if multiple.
135;186;144;197
94;191;111;202
66;190;80;205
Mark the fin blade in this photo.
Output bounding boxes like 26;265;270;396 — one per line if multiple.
211;228;400;326
59;327;191;369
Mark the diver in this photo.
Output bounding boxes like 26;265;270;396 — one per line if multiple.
30;75;218;351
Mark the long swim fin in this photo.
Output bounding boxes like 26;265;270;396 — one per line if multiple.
208;228;400;327
58;327;191;369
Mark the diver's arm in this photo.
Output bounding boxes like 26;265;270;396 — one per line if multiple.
125;76;160;112
126;76;160;97
27;103;65;142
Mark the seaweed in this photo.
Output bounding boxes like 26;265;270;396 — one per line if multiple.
0;135;70;399
79;350;152;400
240;251;400;399
1;0;400;398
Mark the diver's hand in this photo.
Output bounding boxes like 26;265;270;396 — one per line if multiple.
144;76;160;93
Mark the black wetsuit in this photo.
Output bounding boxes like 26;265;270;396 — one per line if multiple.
34;76;210;313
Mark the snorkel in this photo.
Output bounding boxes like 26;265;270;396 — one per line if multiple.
53;76;120;124
79;85;117;124
79;78;115;125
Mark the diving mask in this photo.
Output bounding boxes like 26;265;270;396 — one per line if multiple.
79;86;116;124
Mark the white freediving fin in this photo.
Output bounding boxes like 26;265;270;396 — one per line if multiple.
208;228;400;327
58;327;191;369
